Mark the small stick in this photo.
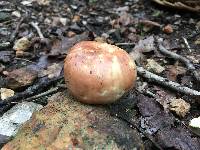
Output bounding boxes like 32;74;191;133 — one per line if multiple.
182;37;192;52
0;76;64;115
115;43;135;46
137;67;200;96
10;17;25;43
30;22;44;39
157;41;200;82
30;22;51;49
25;87;60;102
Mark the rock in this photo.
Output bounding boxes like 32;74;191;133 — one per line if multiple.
0;134;10;147
0;51;14;63
13;37;31;52
189;117;200;136
146;59;165;74
2;92;144;149
0;88;14;100
163;24;173;34
0;102;43;138
11;11;21;18
5;66;38;89
35;0;50;6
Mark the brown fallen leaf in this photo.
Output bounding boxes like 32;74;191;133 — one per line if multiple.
153;0;200;12
38;63;63;79
129;36;155;64
163;24;173;34
117;12;133;26
49;32;90;56
166;63;186;81
5;66;38;89
169;98;190;118
13;37;31;52
154;87;175;111
146;59;165;74
139;20;161;32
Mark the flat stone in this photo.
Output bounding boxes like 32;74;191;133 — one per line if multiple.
0;102;43;137
5;66;38;89
0;51;14;63
2;92;144;149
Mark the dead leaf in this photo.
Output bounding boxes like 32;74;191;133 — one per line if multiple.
166;64;186;81
139;20;161;32
0;88;15;100
117;12;133;26
38;63;63;79
146;59;165;74
169;98;190;118
13;37;31;52
163;24;173;34
49;32;90;56
154;87;175;111
5;66;38;89
130;36;155;63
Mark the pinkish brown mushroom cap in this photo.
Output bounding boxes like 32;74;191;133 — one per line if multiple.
64;41;137;104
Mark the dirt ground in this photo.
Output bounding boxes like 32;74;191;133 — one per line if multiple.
0;0;200;149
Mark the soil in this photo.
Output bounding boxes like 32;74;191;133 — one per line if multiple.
0;0;200;149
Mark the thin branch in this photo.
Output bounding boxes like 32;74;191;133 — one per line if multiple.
0;76;64;115
25;87;60;102
137;67;200;96
30;22;44;39
182;37;192;52
157;40;200;82
10;17;25;43
115;43;135;46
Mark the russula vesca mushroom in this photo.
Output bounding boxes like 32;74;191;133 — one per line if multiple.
64;41;137;104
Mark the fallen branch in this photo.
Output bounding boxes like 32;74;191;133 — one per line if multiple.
10;17;25;43
25;87;60;102
0;76;64;115
157;40;200;82
30;22;51;50
137;67;200;96
115;43;135;46
182;37;192;52
30;22;44;39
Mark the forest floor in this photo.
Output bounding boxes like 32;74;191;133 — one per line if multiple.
0;0;200;149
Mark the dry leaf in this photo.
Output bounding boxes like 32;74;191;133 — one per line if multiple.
0;88;14;100
169;98;190;118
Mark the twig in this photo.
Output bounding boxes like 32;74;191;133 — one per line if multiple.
30;22;51;49
182;37;192;52
14;58;36;64
25;87;60;102
10;17;25;43
157;40;200;82
0;76;64;115
112;113;163;150
30;22;44;39
137;67;200;96
115;43;135;46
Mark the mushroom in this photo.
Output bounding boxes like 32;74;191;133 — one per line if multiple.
64;41;137;104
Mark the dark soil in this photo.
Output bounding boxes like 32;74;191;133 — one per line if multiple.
0;0;200;149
